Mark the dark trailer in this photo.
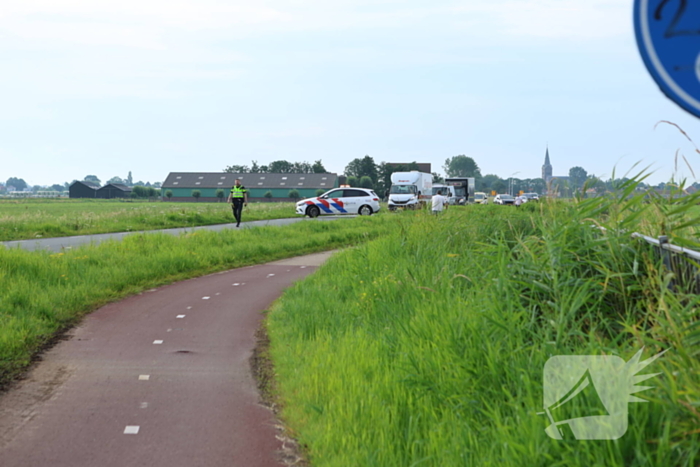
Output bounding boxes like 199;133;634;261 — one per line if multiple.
445;178;475;204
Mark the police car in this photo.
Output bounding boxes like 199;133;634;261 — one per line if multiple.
296;187;381;218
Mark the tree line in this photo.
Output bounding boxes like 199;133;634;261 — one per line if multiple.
1;172;162;198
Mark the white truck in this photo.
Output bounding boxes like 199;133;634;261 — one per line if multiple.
388;171;432;211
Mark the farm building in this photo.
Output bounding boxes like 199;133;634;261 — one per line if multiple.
161;172;339;202
69;180;99;198
97;183;132;199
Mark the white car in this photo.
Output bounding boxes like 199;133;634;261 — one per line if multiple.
296;187;381;218
493;194;515;205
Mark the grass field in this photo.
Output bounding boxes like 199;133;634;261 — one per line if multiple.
267;182;700;466
0;215;394;387
0;199;294;241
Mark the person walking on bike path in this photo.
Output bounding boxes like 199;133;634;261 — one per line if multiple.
227;179;248;227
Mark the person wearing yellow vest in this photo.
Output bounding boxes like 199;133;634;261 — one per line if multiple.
226;179;248;227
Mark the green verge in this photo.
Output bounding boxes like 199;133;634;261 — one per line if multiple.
0;216;392;387
0;199;294;241
268;182;700;466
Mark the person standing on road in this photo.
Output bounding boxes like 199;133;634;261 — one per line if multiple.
431;189;449;215
227;179;248;227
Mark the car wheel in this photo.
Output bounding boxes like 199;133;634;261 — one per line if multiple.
307;206;320;218
359;205;372;216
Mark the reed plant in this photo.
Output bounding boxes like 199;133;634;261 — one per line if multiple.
268;176;700;466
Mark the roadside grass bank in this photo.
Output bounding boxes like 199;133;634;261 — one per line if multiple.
0;216;392;388
0;199;294;241
267;181;700;466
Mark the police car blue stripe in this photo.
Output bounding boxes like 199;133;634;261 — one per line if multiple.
316;203;334;214
330;203;347;213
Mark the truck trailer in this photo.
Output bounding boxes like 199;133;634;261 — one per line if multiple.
445;177;475;204
388;171;432;210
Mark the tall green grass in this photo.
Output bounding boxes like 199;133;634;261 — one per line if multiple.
268;181;700;466
0;199;294;241
0;216;393;387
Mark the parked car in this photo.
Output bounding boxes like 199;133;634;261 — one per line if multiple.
473;192;488;204
494;194;515;205
523;193;540;201
296;187;381;218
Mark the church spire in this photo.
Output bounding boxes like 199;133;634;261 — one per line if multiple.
542;146;552;182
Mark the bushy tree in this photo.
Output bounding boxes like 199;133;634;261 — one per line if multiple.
316;189;325;197
108;176;124;184
347;176;359;187
6;177;28;191
269;160;295;173
216;189;225;202
345;156;378;183
443;155;481;178
264;190;273;199
132;186;148;198
165;190;173;200
312;160;327;173
224;165;250;173
432;173;444;184
360;176;374;189
192;190;201;201
569;166;588;190
478;174;501;193
288;189;300;200
83;175;101;185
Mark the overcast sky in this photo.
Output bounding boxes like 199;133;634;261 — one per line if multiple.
2;0;700;187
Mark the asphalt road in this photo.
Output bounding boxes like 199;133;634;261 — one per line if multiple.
2;216;350;253
0;251;334;467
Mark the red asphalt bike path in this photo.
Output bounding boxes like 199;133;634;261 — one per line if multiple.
0;252;333;467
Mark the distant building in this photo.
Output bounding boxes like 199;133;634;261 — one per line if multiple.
542;147;552;183
161;172;339;202
69;180;99;198
97;183;132;199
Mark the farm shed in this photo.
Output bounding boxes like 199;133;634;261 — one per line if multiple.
97;183;132;199
161;172;339;202
69;181;99;199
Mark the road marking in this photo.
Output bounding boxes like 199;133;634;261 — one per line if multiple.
300;266;306;269
140;402;149;409
232;283;240;286
167;328;172;332
177;315;186;318
153;340;163;345
187;306;192;310
138;375;150;381
215;292;221;295
124;426;140;434
267;274;275;277
202;296;210;300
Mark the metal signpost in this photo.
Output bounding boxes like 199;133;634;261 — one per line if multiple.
634;0;700;118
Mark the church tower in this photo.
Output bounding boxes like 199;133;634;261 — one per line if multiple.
542;147;552;183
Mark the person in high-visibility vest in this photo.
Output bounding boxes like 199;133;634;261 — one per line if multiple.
226;179;248;227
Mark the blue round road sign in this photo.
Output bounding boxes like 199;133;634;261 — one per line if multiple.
634;0;700;118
